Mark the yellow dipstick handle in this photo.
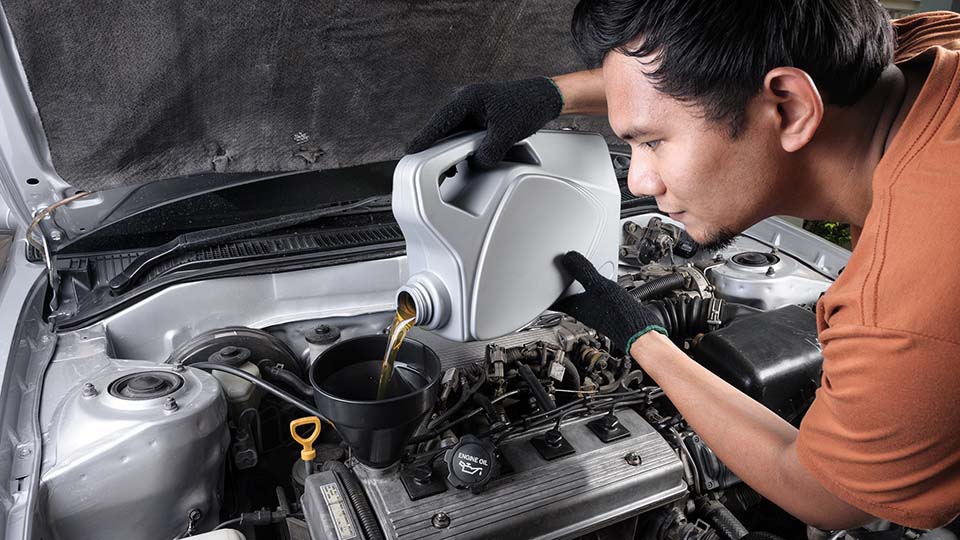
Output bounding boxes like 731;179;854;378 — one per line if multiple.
290;416;322;462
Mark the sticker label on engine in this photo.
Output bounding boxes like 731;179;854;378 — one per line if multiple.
320;482;358;540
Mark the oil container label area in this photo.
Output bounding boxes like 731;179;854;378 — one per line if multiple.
320;482;358;540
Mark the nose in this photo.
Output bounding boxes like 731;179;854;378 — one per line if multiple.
626;150;666;198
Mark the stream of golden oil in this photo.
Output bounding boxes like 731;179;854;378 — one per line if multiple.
376;296;417;400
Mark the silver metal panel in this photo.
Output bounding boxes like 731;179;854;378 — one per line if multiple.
100;256;408;361
742;217;850;279
0;4;71;226
705;243;832;310
40;361;228;540
356;409;685;540
0;229;48;540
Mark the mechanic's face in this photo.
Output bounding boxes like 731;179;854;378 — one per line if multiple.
603;52;788;248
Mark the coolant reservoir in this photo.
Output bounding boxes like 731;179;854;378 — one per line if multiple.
393;130;620;342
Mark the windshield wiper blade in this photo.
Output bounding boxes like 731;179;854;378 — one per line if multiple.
108;195;391;294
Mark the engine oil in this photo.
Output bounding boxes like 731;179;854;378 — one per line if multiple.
393;130;620;342
376;293;417;399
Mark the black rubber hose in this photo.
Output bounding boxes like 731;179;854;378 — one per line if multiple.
630;273;687;301
561;358;581;392
698;498;749;540
471;393;499;423
645;296;760;343
426;368;486;431
258;359;314;398
188;362;327;422
740;532;788;540
323;461;385;540
518;363;556;411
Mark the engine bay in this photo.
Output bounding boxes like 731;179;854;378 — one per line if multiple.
35;213;840;540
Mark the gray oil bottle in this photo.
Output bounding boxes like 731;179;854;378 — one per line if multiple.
393;130;620;342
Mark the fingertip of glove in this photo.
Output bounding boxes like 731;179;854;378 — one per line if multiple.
467;149;501;170
560;250;590;270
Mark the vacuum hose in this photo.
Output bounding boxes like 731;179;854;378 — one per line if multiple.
630;273;687;301
323;461;385;540
258;359;314;398
698;498;749;540
518;363;556;411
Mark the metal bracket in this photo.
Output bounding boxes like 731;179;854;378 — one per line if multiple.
706;297;723;330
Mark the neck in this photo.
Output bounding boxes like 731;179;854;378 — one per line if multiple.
781;65;910;228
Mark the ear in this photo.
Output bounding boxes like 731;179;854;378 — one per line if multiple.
762;67;823;153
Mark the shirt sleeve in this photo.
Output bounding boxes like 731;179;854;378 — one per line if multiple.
796;323;960;529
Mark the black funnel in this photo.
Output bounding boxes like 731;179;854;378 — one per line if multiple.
310;335;441;468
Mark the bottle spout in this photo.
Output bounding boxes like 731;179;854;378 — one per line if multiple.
398;272;450;330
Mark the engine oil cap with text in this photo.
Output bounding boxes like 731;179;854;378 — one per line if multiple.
444;435;499;493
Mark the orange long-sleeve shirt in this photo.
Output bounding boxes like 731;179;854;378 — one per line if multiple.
796;12;960;529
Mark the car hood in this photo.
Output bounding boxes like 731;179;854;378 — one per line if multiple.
0;0;613;195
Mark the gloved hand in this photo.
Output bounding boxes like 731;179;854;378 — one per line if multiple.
553;251;668;354
406;77;564;168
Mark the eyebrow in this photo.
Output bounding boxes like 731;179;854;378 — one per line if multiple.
619;128;655;141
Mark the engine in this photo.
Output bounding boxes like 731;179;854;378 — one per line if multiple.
37;214;834;540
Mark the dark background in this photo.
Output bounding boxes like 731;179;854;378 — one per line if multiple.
4;1;615;191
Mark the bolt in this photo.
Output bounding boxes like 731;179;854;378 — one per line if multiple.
163;397;179;412
49;229;62;241
765;266;776;276
39;334;50;344
625;222;639;233
173;362;185;372
185;508;203;535
432;512;451;529
624;451;642;466
544;429;564;448
412;463;433;485
713;253;724;262
81;382;98;398
17;447;31;458
306;324;341;345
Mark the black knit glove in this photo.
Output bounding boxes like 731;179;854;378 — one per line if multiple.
553;252;668;353
406;77;564;168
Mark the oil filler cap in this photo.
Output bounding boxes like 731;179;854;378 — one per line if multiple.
444;435;497;493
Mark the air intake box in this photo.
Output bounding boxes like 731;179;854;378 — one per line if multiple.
693;305;822;421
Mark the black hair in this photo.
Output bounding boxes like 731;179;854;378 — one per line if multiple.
571;0;895;136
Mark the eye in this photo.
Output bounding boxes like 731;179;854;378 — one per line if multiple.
642;140;662;151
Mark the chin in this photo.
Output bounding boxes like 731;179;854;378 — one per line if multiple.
687;223;739;252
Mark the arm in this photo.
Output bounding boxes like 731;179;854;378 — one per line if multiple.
630;331;873;530
552;69;607;115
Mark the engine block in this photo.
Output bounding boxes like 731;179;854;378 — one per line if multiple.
305;409;685;540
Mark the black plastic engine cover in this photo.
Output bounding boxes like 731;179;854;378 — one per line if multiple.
693;305;822;421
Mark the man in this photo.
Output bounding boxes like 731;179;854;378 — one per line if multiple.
407;1;960;531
